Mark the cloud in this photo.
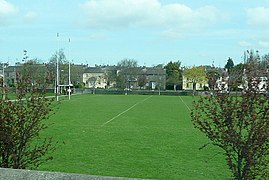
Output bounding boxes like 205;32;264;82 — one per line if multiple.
238;41;252;48
246;7;269;27
0;0;17;25
0;0;16;15
24;11;39;23
159;29;185;39
80;0;223;34
80;0;159;28
259;41;269;48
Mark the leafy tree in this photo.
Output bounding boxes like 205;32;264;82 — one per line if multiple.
116;59;138;89
191;59;268;179
183;66;207;94
115;73;125;89
165;61;182;91
225;57;234;72
228;63;244;91
23;59;49;87
0;64;56;169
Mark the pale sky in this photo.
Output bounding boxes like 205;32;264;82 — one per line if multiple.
1;0;269;67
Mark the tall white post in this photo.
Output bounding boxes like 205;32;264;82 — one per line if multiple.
2;64;4;100
1;62;8;100
68;38;71;100
2;65;4;87
56;33;60;101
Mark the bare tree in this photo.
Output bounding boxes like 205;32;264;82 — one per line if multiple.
137;73;147;89
116;59;139;90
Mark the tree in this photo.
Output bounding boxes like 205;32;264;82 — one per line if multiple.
69;64;87;87
165;61;182;91
191;58;268;179
206;67;220;91
137;73;147;89
116;59;138;90
228;63;244;91
47;49;69;86
261;53;269;68
154;64;164;69
0;63;55;169
88;76;97;94
183;66;207;94
225;57;234;72
23;59;49;87
104;68;117;88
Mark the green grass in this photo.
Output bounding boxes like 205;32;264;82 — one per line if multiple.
38;94;231;179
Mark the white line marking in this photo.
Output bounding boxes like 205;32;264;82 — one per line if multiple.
179;96;191;111
101;95;153;127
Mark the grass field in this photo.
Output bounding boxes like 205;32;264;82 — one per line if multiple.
38;94;231;179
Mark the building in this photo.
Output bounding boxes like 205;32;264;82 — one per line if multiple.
83;66;110;89
139;67;166;90
182;76;208;91
82;66;166;90
182;66;208;91
2;65;20;86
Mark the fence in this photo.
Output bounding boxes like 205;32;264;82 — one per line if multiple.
73;88;193;96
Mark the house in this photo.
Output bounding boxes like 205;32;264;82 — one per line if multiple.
82;66;166;90
216;69;229;92
182;76;208;91
182;66;208;91
139;67;166;90
239;69;268;93
83;66;108;89
2;65;20;86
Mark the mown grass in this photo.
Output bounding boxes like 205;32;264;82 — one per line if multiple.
38;94;231;179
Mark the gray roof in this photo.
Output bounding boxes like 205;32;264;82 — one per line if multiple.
84;67;105;73
139;68;166;75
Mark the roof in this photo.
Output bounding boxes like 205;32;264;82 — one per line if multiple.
139;68;166;75
3;66;22;72
84;67;105;73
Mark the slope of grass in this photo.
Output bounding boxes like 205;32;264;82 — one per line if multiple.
38;94;231;179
